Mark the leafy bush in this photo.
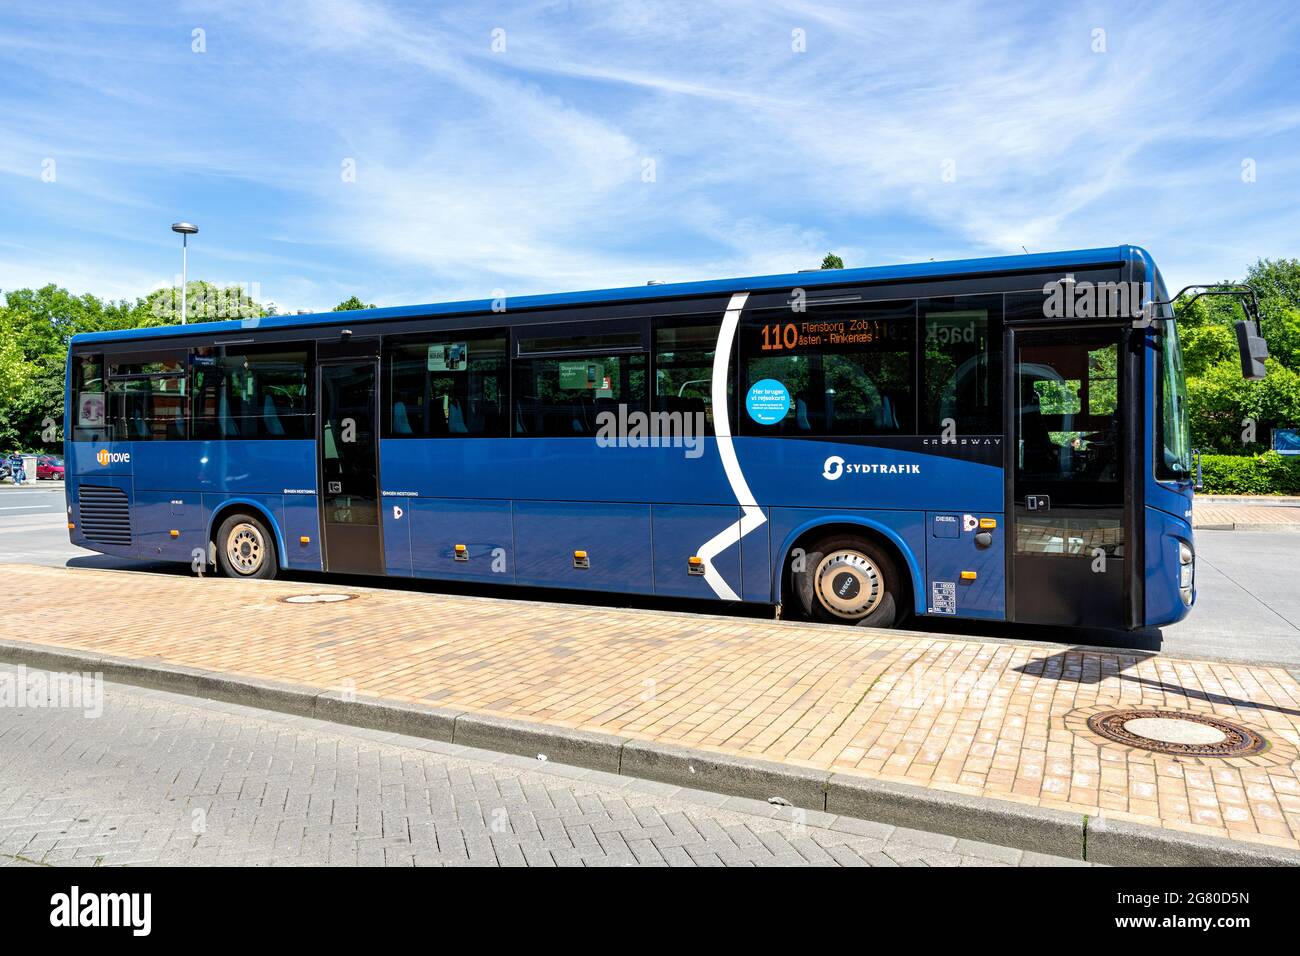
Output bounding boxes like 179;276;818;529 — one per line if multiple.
1198;451;1300;495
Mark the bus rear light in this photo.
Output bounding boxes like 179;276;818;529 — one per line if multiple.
454;544;468;562
573;550;590;569
688;556;705;575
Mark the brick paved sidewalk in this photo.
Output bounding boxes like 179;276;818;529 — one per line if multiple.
1194;496;1300;530
3;564;1299;852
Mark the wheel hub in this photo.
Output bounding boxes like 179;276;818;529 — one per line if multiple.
814;551;883;619
227;523;264;574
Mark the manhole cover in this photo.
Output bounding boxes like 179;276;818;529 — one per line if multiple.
1086;709;1268;757
281;593;355;604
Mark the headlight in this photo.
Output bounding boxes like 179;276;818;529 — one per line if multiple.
1180;564;1193;588
1178;542;1193;565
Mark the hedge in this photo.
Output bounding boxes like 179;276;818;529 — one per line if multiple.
1198;451;1300;495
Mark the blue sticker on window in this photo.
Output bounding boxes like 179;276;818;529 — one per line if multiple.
746;379;791;425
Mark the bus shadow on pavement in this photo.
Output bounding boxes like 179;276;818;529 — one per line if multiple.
902;616;1164;656
66;555;188;575
1013;649;1300;717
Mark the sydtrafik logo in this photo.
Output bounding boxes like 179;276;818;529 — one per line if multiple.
822;455;920;481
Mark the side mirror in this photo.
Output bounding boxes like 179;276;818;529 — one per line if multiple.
1193;447;1204;492
1236;319;1269;379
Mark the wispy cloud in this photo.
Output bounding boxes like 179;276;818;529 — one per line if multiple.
0;0;1297;310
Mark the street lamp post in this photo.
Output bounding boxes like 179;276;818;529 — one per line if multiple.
170;222;199;324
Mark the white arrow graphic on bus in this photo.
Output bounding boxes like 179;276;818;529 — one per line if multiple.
696;292;766;601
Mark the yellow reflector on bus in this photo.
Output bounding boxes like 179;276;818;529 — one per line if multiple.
454;544;468;562
960;570;978;580
169;530;180;538
299;536;311;545
979;518;997;529
573;550;590;569
67;522;75;530
688;556;705;576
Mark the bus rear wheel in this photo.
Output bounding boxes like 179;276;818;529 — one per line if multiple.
793;535;902;628
215;513;279;580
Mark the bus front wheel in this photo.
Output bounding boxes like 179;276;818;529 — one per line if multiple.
215;513;279;580
793;535;902;628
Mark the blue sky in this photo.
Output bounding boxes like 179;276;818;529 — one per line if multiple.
1;0;1298;312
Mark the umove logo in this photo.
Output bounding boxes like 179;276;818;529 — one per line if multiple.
96;449;130;466
50;885;151;936
822;455;921;480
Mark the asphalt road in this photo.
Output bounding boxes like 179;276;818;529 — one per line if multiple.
0;663;1061;867
2;484;1297;666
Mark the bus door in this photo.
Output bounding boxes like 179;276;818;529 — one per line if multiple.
1009;325;1131;628
318;352;384;575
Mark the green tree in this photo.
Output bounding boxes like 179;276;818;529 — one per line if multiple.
820;253;844;270
0;285;140;450
0;279;267;450
1172;258;1300;462
1175;259;1300;374
1187;357;1300;453
141;281;265;325
332;296;376;311
0;312;33;414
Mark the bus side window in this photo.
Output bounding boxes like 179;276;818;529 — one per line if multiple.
652;319;723;435
738;301;915;437
919;294;1004;436
72;352;108;443
512;325;648;438
384;330;508;439
190;345;313;440
105;351;188;442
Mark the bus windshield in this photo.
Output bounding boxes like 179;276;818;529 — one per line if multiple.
1157;321;1191;481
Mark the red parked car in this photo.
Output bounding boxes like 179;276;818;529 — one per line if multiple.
36;456;64;480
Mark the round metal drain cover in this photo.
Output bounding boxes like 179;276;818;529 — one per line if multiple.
281;593;355;604
1086;709;1268;757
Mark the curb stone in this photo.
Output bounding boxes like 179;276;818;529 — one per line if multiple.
1083;816;1298;867
825;774;1086;859
1193;521;1300;533
2;637;1299;866
621;740;830;809
454;712;626;773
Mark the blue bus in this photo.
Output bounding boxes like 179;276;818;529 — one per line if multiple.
64;245;1267;630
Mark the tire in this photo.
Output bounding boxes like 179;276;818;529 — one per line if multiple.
215;513;279;580
792;534;905;628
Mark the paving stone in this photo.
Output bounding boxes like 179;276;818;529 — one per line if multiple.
0;663;1075;867
2;561;1295;852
